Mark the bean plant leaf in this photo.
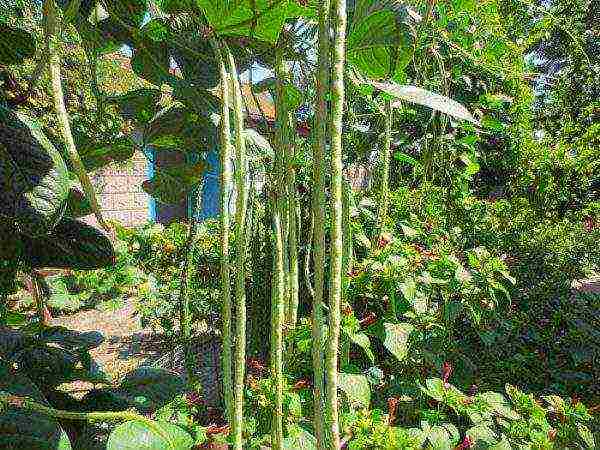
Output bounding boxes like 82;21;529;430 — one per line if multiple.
372;81;479;124
105;89;162;125
131;42;171;87
197;0;313;44
106;420;193;450
142;161;205;205
79;137;136;172
39;326;104;351
84;367;187;413
381;322;413;361
65;186;92;218
338;372;371;407
102;0;148;27
0;362;73;450
146;106;217;150
21;218;116;269
347;0;415;79
0;23;36;65
0;107;70;236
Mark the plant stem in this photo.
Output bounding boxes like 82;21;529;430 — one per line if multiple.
270;200;286;450
177;196;200;384
325;0;348;448
271;43;289;450
304;211;315;299
211;37;234;425
0;391;173;448
277;46;299;330
225;44;248;450
312;1;331;447
43;0;107;231
287;196;299;327
377;99;393;230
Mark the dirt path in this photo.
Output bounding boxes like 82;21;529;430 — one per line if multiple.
51;298;165;385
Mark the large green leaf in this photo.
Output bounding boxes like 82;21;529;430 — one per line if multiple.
145;106;217;150
102;0;148;27
21;218;116;269
0;362;72;450
381;322;414;361
347;0;414;79
106;420;193;450
84;367;186;413
105;89;162;125
0;22;36;65
0;108;70;236
142;161;205;204
79;137;136;172
65;186;92;218
367;79;479;124
338;372;371;408
131;41;171;86
197;0;312;44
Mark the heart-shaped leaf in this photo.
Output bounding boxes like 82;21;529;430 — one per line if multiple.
85;367;187;414
21;218;115;269
0;362;72;449
381;322;414;361
338;372;371;408
347;1;414;79
107;420;193;450
198;0;311;44
0;108;70;236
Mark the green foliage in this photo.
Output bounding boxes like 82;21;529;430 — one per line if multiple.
106;420;193;450
0;22;36;65
114;221;221;336
0;361;72;450
0;107;69;235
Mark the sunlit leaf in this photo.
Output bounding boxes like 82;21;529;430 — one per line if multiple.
338;372;371;407
347;0;415;79
107;420;193;450
355;76;479;124
197;0;312;44
381;322;413;361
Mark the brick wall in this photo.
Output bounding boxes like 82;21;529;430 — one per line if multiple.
86;151;150;227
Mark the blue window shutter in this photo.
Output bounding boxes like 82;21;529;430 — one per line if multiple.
146;146;157;222
188;149;221;221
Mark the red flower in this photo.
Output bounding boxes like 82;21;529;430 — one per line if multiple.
455;436;474;449
548;429;557;441
442;361;453;387
387;397;400;425
377;233;392;249
292;379;311;391
359;312;377;327
206;424;230;436
583;216;597;232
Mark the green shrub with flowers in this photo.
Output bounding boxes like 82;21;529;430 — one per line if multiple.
113;220;222;337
